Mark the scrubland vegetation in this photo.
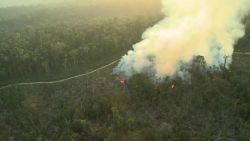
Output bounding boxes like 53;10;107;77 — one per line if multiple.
0;2;249;141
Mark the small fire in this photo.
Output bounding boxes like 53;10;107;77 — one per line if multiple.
170;82;176;89
120;80;125;85
116;76;126;85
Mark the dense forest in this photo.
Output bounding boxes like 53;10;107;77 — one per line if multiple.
0;2;249;141
0;3;161;85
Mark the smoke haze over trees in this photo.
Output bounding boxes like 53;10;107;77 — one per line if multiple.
0;0;160;8
0;1;249;141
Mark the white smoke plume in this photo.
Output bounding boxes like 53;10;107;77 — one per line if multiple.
114;0;250;79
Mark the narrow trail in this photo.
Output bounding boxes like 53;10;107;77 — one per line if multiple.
234;52;250;55
0;59;119;91
0;51;250;91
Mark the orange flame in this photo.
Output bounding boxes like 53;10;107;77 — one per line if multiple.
120;80;126;85
170;82;176;89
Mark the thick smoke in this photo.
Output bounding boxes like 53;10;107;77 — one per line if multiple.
114;0;250;79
